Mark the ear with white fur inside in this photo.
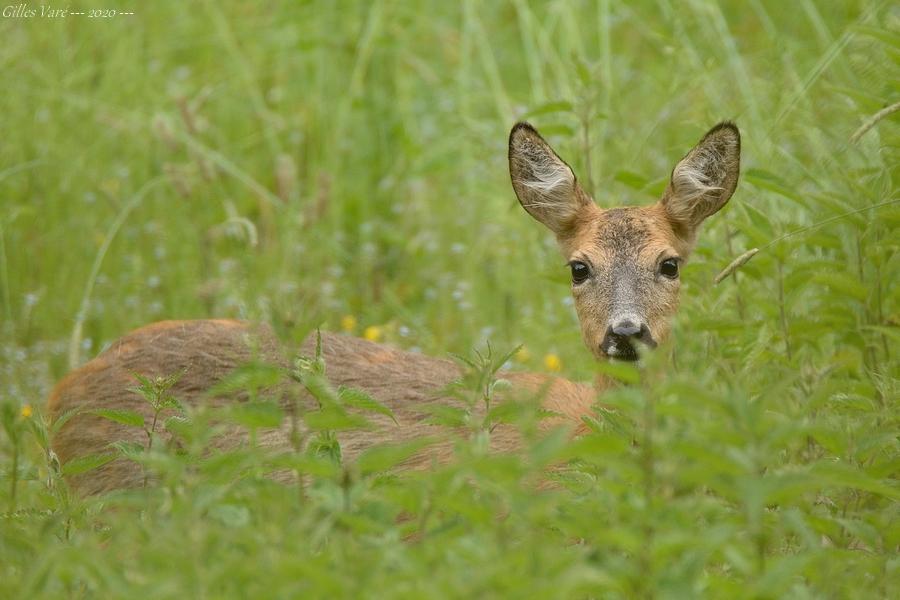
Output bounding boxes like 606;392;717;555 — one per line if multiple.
663;122;741;232
508;122;587;235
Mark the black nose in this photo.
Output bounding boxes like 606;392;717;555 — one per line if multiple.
611;320;642;338
600;319;656;361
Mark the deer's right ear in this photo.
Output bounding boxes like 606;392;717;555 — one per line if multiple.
509;122;587;235
662;122;740;233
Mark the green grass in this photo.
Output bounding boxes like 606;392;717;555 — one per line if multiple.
1;1;898;597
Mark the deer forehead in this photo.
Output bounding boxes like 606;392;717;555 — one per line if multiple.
561;204;690;265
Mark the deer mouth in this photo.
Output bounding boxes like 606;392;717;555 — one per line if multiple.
602;335;640;362
601;330;658;362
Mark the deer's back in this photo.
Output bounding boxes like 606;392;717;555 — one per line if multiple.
48;319;594;494
47;320;468;493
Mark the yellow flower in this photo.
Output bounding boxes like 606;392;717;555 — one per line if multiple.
340;315;357;333
20;404;33;418
515;346;531;363
363;325;383;343
543;353;562;372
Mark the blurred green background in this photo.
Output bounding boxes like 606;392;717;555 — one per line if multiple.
1;1;897;597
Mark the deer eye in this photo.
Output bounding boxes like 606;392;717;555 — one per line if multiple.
660;258;679;279
569;261;590;284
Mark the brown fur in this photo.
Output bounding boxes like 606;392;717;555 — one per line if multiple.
48;121;740;494
48;320;595;494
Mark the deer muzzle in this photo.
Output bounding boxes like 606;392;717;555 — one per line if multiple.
600;317;657;362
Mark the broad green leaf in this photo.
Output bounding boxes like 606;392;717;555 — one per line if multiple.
27;417;49;451
423;404;469;428
614;170;649;190
338;386;396;423
209;503;251;528
594;361;640;385
207;361;284;397
131;372;154;390
527;426;570;465
61;452;117;476
812;272;868;302
49;407;82;435
304;407;371;431
272;453;341;479
355;438;436;476
744;168;805;204
309;431;342;464
565;429;630;458
810;461;900;500
223;400;284;429
111;440;145;459
302;373;341;407
164;415;193;439
335;512;386;535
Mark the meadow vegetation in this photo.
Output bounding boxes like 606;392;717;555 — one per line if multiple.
1;1;898;597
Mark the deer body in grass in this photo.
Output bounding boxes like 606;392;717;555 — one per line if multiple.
48;122;741;494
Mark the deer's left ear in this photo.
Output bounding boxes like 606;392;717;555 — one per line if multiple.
509;122;589;236
662;122;740;232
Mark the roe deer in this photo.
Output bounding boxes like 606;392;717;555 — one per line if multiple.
48;121;740;494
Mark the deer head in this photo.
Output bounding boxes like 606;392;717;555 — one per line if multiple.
509;122;740;361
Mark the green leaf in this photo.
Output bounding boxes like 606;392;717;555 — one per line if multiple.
302;373;341;407
164;415;193;439
335;512;386;535
304;407;371;431
810;461;900;500
423;404;469;428
338;386;397;424
309;431;342;464
209;503;250;528
565;430;630;460
111;440;145;459
223;400;284;429
490;345;522;378
528;426;570;465
573;55;592;86
594;361;640;385
49;407;83;435
273;453;341;479
314;327;324;364
448;352;477;370
355;438;436;476
851;24;900;46
591;407;634;439
90;408;145;428
131;372;154;391
0;403;18;439
860;325;900;346
614;170;649;190
487;392;538;425
812;272;868;302
744;168;805;204
207;361;285;397
61;452;117;476
739;202;776;240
